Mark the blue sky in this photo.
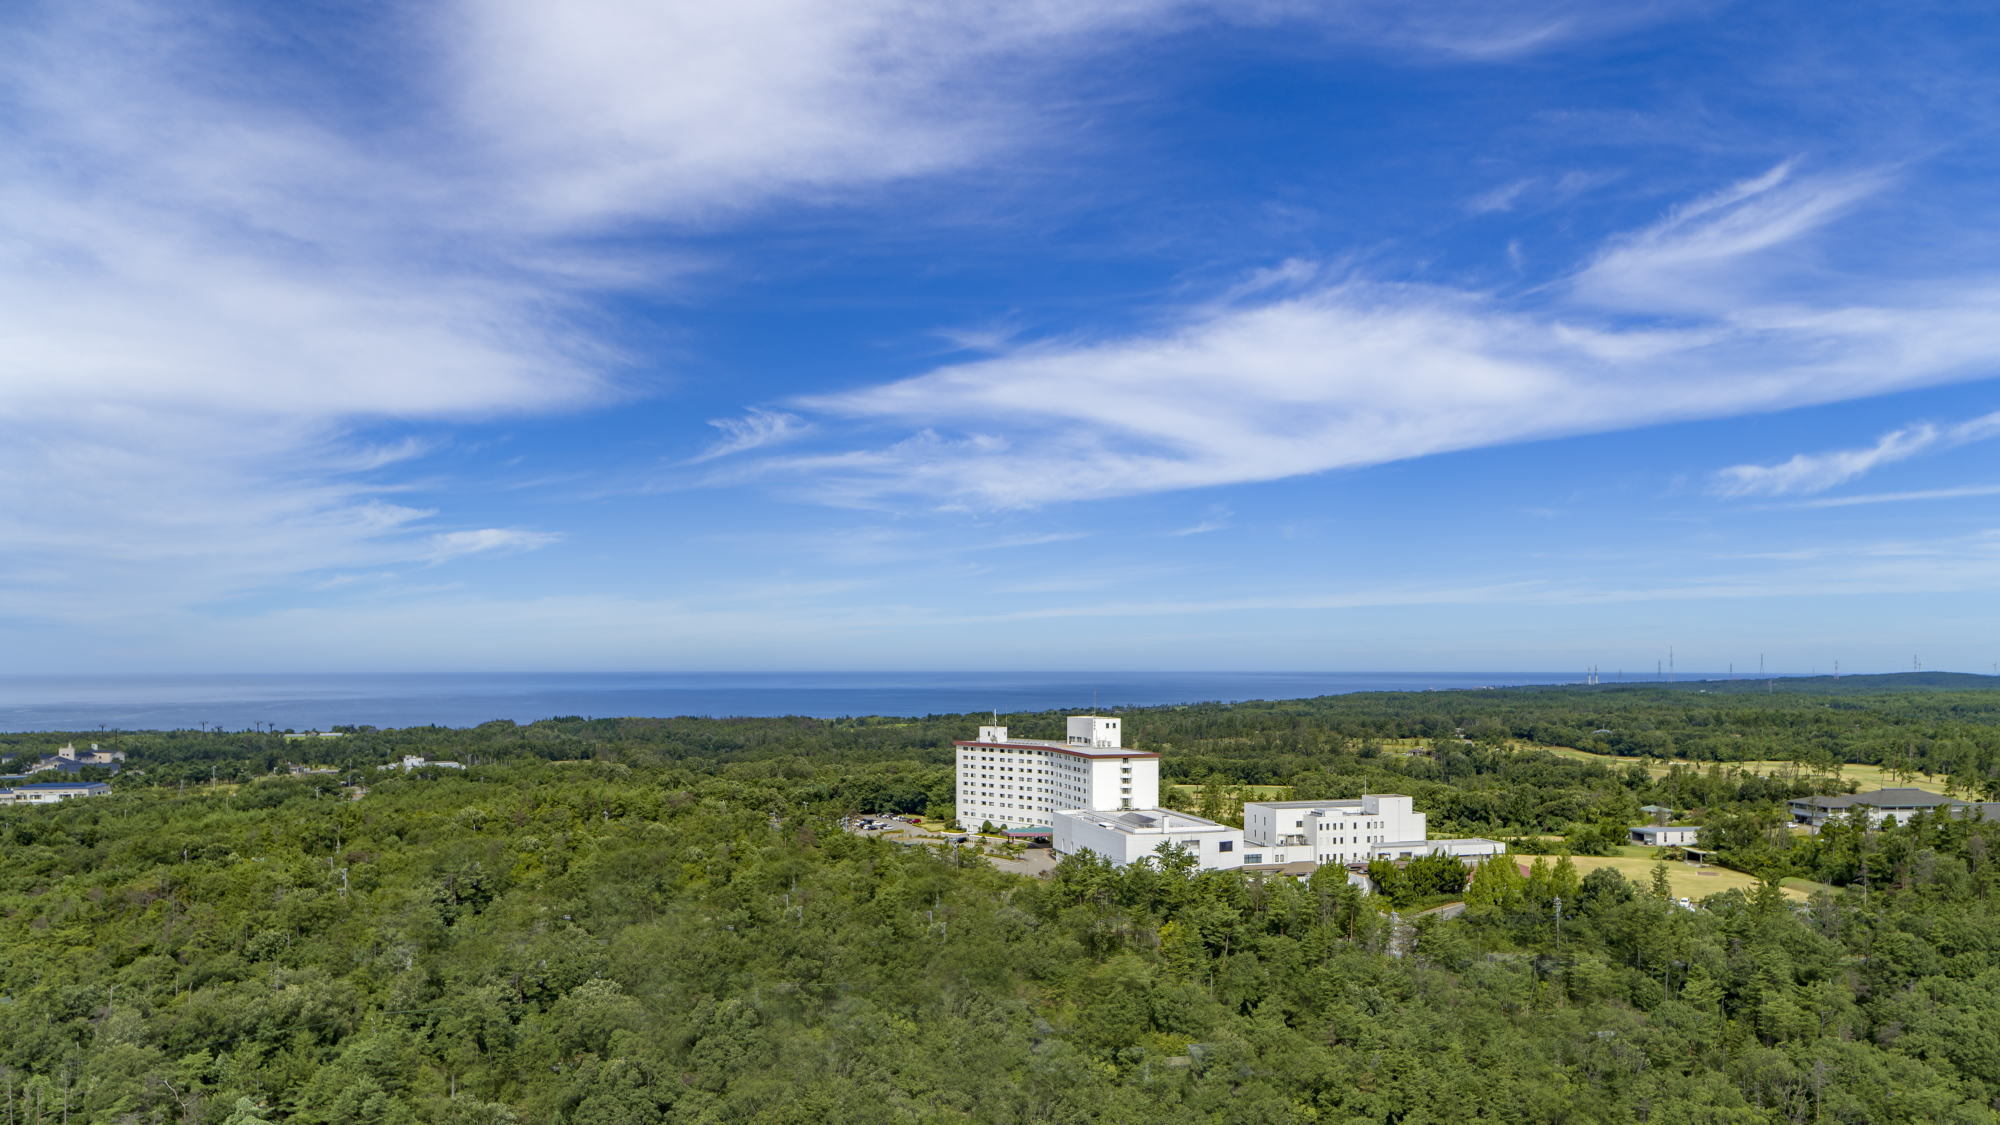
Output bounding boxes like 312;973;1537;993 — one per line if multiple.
5;0;2000;674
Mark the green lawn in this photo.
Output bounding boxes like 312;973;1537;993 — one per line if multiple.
1516;742;1949;792
1518;853;1803;901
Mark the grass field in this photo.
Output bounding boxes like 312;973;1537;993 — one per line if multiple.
1518;853;1806;901
1519;743;1947;792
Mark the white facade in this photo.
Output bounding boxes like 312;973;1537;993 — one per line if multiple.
1788;788;1962;829
1240;795;1427;867
1370;837;1506;861
1053;808;1243;870
0;782;111;803
1630;825;1700;847
955;718;1159;830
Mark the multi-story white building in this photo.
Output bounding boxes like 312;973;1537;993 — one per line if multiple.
1052;808;1243;869
955;716;1159;830
1240;795;1427;867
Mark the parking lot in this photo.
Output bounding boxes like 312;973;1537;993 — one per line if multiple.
844;816;1060;878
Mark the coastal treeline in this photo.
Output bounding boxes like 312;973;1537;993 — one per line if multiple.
6;679;2000;1120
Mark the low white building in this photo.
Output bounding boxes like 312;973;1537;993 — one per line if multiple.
1240;795;1428;867
1052;808;1244;870
1370;837;1507;861
1630;824;1700;847
0;781;112;803
955;716;1159;830
391;755;465;770
1788;788;1962;829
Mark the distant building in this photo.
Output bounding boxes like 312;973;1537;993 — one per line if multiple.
1789;788;1964;829
954;716;1158;830
1630;824;1700;847
0;781;112;804
1639;804;1674;824
390;755;465;771
19;744;124;777
1052;808;1243;870
283;731;348;740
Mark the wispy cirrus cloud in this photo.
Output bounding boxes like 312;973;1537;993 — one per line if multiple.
742;161;2000;510
687;409;811;463
1;0;1669;637
426;528;565;563
1714;410;2000;497
1784;484;2000;509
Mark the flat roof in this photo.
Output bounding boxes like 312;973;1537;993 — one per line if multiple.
1054;807;1231;832
1243;795;1410;809
954;739;1158;760
1793;788;1960;809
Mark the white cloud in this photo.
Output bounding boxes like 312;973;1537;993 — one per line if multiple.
686;409;810;464
1572;161;1890;310
1169;505;1234;535
744;165;2000;510
443;0;1686;229
0;0;1749;631
1467;178;1536;214
1785;484;2000;509
1714;424;1943;497
426;528;565;563
1715;409;2000;497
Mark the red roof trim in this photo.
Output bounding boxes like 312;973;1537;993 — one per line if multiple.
953;740;1160;760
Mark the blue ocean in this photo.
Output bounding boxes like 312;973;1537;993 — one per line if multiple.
0;671;1602;733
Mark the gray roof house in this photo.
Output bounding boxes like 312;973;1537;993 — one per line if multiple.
1789;788;1965;828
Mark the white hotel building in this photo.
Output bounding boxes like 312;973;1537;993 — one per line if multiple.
959;717;1501;873
955;716;1159;830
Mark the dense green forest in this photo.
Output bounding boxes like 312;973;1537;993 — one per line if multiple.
10;678;2000;1122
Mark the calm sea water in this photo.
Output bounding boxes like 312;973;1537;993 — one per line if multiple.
0;671;1600;733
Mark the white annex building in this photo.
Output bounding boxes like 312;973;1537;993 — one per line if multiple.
1053;808;1243;870
955;716;1158;830
1239;796;1503;868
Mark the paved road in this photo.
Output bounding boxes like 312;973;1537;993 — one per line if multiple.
1388;900;1467;956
